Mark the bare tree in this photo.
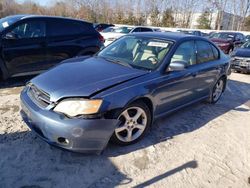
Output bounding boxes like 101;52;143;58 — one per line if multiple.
238;0;250;30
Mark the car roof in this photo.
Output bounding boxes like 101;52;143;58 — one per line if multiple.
217;31;241;35
128;32;205;42
15;14;90;23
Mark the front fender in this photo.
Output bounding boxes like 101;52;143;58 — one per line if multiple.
94;73;158;117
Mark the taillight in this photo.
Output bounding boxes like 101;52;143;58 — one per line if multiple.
98;34;105;43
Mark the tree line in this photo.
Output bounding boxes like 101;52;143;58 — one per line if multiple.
0;0;249;31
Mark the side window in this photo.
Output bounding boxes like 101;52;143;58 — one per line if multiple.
235;34;239;40
141;28;153;32
132;28;141;33
196;40;215;63
9;21;45;39
210;44;219;60
47;19;87;37
240;34;245;41
171;40;197;66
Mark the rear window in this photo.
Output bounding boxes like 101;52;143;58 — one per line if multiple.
47;19;92;37
196;40;216;63
210;44;219;59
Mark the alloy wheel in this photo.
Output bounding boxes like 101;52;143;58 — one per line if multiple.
212;79;224;102
115;107;147;143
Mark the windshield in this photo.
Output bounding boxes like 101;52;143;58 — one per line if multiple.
211;33;235;40
0;16;21;32
241;41;250;48
98;36;172;70
102;27;115;33
113;27;133;34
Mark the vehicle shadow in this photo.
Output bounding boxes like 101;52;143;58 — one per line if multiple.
133;160;198;188
0;131;131;187
105;79;250;157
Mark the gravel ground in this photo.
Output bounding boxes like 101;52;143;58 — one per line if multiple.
0;73;250;188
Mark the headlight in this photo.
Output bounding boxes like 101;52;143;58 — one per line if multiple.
54;99;102;117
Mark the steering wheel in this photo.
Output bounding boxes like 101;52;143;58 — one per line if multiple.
146;56;159;63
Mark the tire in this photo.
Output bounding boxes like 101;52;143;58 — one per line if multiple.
209;78;225;104
110;101;152;146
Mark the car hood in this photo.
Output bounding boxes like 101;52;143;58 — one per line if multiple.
210;38;231;43
31;57;148;102
233;48;250;58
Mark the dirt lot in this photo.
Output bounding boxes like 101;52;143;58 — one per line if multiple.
0;73;250;188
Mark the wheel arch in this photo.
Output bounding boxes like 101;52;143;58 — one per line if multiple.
219;74;227;91
104;96;155;123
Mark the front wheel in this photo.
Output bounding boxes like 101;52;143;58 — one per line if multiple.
111;102;151;145
210;78;225;103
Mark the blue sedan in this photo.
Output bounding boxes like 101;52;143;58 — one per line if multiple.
20;33;230;154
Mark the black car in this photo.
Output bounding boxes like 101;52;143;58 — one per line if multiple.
0;15;104;80
94;23;115;32
231;41;250;73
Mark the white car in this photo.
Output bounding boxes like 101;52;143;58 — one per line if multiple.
101;26;160;46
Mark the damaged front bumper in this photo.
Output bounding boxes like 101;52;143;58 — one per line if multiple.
20;90;119;154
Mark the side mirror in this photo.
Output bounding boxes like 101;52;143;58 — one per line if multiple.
3;32;17;40
168;61;187;71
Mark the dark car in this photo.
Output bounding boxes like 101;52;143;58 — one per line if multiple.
94;23;115;32
231;41;250;73
20;33;230;154
245;35;250;42
0;15;104;80
210;32;245;54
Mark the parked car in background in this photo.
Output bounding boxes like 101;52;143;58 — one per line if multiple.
231;41;250;73
101;26;160;46
101;26;116;33
177;30;203;36
20;33;230;153
245;35;250;42
94;23;115;32
210;32;245;54
0;15;104;80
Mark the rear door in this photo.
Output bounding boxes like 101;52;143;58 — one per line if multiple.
45;19;94;67
1;19;47;75
194;40;221;97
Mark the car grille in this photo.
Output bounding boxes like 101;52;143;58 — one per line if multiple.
232;57;250;66
27;84;51;108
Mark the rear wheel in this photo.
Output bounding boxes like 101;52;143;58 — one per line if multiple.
111;102;151;145
210;78;225;103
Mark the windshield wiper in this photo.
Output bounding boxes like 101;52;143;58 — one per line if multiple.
100;56;133;68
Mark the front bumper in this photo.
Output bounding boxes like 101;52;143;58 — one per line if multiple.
20;90;119;154
231;60;250;73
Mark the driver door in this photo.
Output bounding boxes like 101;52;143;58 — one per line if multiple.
1;20;47;76
154;40;200;115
